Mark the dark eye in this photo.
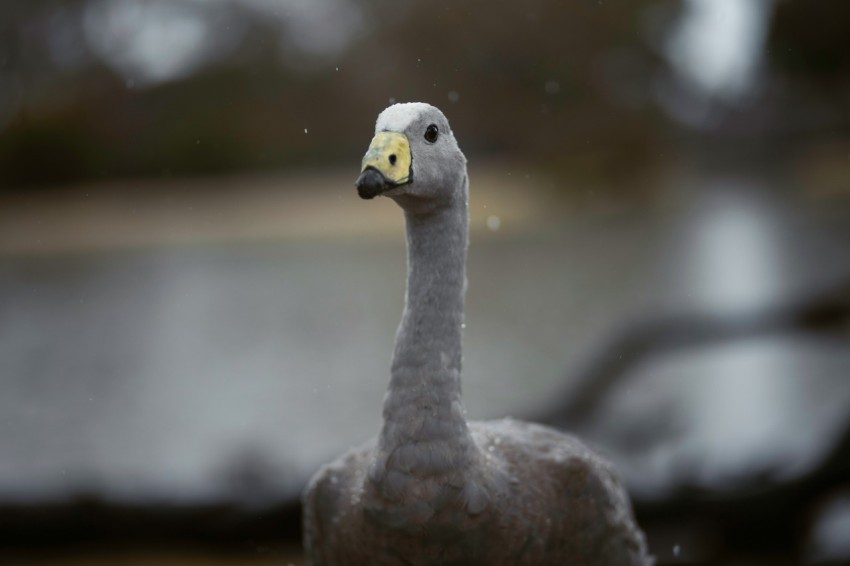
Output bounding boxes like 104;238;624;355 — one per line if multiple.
424;124;439;143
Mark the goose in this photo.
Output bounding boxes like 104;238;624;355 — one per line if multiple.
302;102;652;565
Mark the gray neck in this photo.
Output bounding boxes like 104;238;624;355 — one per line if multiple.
394;203;467;377
374;192;478;483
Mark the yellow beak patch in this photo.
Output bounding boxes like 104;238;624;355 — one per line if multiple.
360;131;412;186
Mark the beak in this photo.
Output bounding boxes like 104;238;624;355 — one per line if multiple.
355;131;412;200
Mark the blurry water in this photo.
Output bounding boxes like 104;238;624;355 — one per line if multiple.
587;334;850;497
0;243;402;501
0;215;659;503
0;174;849;505
677;186;785;316
807;492;850;563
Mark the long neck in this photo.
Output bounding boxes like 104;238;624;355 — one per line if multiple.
375;192;478;479
394;203;467;378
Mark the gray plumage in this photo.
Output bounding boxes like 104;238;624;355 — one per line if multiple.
302;102;652;565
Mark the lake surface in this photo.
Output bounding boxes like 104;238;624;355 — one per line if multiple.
1;170;848;507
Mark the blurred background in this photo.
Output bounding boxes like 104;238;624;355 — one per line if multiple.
1;0;849;564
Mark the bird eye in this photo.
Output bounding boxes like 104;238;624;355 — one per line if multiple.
424;124;439;143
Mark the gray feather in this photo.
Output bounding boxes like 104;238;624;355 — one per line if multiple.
303;103;653;565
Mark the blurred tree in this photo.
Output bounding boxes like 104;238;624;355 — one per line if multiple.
0;0;683;190
760;0;850;140
343;0;680;184
768;0;850;85
16;0;850;192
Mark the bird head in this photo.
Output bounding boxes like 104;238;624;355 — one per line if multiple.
355;102;467;212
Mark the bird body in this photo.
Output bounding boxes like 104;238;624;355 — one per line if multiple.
303;103;651;565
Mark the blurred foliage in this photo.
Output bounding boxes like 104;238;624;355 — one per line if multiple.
348;0;680;181
762;0;850;140
0;0;847;191
0;0;674;189
768;0;850;83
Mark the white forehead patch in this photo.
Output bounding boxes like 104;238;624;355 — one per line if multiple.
375;102;434;133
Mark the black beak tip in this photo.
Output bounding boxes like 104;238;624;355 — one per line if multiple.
355;168;389;200
357;186;376;200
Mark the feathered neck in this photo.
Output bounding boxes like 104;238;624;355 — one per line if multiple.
369;180;480;498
